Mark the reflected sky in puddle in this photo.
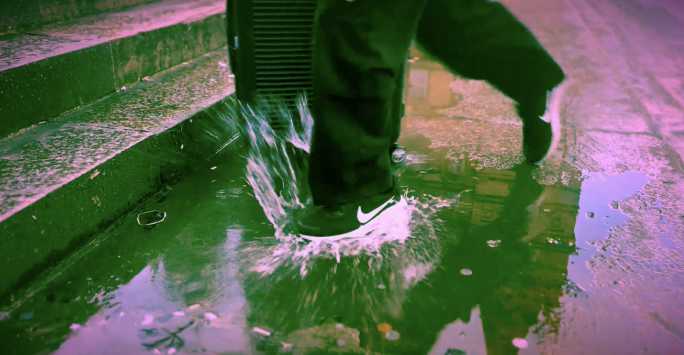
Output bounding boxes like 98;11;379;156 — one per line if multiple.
1;57;681;354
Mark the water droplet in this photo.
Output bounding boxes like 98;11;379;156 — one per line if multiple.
252;326;272;337
141;314;154;326
391;147;407;164
486;240;501;248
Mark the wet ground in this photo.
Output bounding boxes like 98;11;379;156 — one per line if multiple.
2;0;684;354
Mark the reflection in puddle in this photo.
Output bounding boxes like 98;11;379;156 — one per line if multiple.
0;140;657;354
239;154;581;354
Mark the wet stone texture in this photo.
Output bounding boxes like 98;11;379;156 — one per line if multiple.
1;0;684;354
0;0;226;138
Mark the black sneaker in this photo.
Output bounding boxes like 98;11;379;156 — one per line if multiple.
294;192;407;241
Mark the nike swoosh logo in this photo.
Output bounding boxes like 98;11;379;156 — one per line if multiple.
356;198;394;224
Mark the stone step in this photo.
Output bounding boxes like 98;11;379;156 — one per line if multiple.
0;0;226;138
0;0;157;35
0;49;238;299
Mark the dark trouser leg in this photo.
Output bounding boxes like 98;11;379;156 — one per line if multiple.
416;0;565;120
309;0;427;206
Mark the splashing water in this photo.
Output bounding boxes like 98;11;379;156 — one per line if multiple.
229;94;459;275
241;193;457;277
229;95;314;236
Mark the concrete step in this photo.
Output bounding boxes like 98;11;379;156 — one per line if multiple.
0;49;238;299
0;0;157;35
0;0;226;138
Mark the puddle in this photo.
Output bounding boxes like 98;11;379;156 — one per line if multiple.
1;55;682;355
0;144;592;354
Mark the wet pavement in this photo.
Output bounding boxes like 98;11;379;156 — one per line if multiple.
2;0;684;353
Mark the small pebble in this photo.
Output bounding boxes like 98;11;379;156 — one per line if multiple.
187;304;201;311
69;323;81;331
460;268;473;276
281;342;293;352
152;349;161;354
512;338;528;349
377;323;392;333
385;330;400;341
167;348;177;355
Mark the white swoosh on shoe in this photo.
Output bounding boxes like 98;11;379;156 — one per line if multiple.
356;197;394;224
